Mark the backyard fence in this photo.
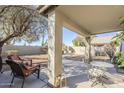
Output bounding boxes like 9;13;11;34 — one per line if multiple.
1;45;47;56
71;46;95;56
72;47;85;55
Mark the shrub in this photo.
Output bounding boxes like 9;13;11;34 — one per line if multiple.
115;52;124;68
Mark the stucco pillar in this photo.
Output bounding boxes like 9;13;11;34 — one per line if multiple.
48;11;63;87
85;36;92;63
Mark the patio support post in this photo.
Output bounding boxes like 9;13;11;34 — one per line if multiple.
48;11;63;87
85;36;92;63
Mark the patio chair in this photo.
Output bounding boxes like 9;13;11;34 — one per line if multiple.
7;55;32;66
6;59;40;88
88;66;109;87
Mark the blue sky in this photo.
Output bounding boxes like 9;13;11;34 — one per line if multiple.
14;27;118;46
63;27;77;46
63;28;118;46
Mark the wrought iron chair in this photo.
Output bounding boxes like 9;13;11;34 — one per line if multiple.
7;55;32;66
88;65;109;87
6;59;40;88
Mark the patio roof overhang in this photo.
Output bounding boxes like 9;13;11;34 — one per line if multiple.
38;5;124;87
56;5;124;35
37;5;58;16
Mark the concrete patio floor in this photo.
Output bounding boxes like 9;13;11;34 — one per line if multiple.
62;59;124;88
0;67;50;88
1;57;124;88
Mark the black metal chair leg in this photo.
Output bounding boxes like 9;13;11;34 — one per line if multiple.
0;71;3;74
37;65;40;79
37;70;40;79
10;76;14;87
0;69;4;74
21;78;25;88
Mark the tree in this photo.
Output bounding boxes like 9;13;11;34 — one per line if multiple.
104;42;116;61
41;34;48;46
112;16;124;45
112;31;124;46
72;36;86;47
0;5;48;57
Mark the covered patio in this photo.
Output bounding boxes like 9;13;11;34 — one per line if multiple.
42;5;124;87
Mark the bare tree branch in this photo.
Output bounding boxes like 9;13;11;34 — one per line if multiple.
0;5;48;54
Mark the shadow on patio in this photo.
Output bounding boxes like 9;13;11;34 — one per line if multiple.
0;68;50;88
62;57;124;88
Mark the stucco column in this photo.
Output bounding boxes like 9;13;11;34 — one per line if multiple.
48;11;63;87
85;36;92;63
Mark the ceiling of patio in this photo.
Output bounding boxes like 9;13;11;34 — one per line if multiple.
56;5;124;35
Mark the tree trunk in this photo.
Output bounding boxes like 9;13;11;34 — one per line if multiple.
0;43;4;72
41;36;45;46
0;43;4;55
41;33;45;46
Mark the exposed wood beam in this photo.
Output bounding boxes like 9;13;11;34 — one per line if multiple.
37;5;58;16
37;5;51;14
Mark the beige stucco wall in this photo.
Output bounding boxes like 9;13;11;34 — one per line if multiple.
72;47;85;55
72;46;95;56
1;45;46;56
